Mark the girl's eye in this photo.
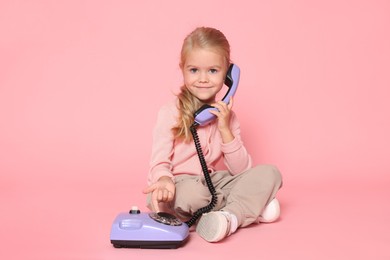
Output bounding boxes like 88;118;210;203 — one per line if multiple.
209;69;218;74
189;68;198;73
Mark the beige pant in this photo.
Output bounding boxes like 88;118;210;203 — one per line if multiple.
147;164;282;227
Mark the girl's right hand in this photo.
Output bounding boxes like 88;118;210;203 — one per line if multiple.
142;176;175;212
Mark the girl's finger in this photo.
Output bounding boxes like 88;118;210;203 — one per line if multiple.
209;109;220;116
228;97;234;109
214;102;227;113
151;191;160;212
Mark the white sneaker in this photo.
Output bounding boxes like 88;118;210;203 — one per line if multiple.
258;199;280;223
196;211;238;242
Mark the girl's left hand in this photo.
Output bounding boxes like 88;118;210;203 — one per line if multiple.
209;97;234;143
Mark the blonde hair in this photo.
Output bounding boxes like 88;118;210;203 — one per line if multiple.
172;27;231;142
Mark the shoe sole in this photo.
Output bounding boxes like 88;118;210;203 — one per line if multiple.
196;212;228;242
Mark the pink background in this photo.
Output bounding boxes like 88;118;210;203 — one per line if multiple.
1;0;389;259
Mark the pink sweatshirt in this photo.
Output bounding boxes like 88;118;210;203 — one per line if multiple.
148;100;252;185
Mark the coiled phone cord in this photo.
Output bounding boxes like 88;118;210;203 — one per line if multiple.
185;122;218;227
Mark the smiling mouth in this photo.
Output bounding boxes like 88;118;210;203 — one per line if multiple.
195;86;212;89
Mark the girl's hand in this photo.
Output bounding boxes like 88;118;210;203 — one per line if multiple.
142;176;175;212
209;97;234;143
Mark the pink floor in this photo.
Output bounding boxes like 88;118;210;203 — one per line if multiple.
2;177;389;260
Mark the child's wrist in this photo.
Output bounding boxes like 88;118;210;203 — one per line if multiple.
219;128;234;143
158;176;173;183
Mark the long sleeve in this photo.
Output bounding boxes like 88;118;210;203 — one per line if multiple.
220;112;252;175
147;103;177;185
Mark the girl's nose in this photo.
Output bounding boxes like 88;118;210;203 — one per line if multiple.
198;72;209;83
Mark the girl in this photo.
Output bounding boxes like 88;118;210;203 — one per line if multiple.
143;27;282;243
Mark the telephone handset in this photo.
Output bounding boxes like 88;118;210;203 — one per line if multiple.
194;64;240;126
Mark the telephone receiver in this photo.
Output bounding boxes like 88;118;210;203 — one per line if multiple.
194;64;240;126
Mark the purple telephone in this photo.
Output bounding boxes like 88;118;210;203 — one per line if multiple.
110;207;189;249
110;64;240;249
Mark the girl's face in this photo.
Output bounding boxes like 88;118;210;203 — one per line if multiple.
182;48;227;104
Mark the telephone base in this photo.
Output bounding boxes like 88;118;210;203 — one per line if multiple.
110;210;189;249
111;239;186;249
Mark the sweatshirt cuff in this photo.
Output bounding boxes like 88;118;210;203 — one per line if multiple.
149;170;174;185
